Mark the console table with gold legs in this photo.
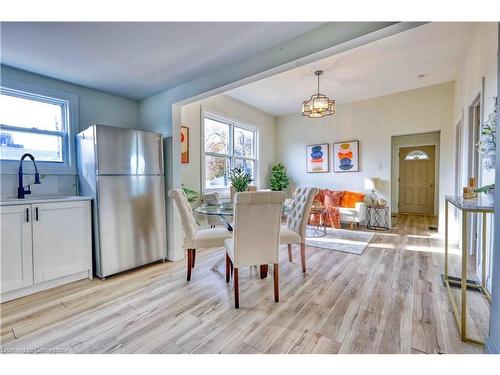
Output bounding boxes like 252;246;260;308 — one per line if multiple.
444;195;494;346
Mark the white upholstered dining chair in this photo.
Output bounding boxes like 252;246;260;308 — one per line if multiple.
224;191;286;308
202;192;223;228
279;187;319;273
168;188;232;281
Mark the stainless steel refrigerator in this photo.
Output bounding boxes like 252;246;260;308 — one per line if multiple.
77;124;167;279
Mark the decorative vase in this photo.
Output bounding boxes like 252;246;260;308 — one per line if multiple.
486;189;495;204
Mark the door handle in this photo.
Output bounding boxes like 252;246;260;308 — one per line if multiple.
35;207;39;221
26;207;29;223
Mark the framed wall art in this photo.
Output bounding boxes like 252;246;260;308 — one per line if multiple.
306;143;329;173
181;126;189;164
333;140;359;172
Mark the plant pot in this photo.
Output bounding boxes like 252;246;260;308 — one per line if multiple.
486;189;495;204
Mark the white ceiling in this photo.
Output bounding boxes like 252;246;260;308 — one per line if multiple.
0;22;323;100
226;22;476;116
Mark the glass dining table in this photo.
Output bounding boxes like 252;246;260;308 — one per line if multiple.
194;202;291;232
194;202;291;275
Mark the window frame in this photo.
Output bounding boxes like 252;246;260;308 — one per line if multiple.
201;110;259;196
404;149;430;161
0;78;79;174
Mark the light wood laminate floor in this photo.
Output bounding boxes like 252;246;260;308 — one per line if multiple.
0;214;489;354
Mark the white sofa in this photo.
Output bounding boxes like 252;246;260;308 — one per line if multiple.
338;201;366;229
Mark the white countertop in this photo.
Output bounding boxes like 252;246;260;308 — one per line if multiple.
0;195;93;206
445;195;494;212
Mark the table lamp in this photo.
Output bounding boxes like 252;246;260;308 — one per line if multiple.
364;177;380;205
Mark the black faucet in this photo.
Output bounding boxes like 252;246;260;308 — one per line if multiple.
18;153;41;199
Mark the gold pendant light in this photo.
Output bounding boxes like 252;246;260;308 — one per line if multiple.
302;70;336;118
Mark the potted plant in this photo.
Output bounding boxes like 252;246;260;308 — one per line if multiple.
182;185;199;203
229;167;254;193
270;162;290;191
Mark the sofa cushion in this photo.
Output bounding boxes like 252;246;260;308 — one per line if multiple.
340;191;365;208
338;207;356;216
324;189;344;207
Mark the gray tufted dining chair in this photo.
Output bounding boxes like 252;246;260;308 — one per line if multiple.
279;187;319;272
168;188;232;281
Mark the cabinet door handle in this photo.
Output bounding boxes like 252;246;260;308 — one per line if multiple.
26;208;29;223
35;207;39;221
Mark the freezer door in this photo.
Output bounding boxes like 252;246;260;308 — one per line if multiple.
96;175;167;277
96;125;138;175
137;130;163;175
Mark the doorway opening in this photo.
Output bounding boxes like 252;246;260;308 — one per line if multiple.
391;132;440;227
466;91;482;256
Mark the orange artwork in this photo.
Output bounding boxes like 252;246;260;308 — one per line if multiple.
181;126;189;164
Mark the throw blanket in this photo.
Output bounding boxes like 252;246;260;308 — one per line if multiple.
309;206;341;229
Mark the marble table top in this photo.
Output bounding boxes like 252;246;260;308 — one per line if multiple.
445;195;494;212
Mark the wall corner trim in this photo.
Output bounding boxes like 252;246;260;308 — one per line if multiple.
485;335;498;354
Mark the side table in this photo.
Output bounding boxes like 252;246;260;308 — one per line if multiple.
366;205;389;230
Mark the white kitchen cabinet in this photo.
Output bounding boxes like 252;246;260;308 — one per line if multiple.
32;201;92;284
0;197;92;302
0;205;34;293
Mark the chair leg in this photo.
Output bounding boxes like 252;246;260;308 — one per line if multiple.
274;263;279;302
300;243;306;273
225;253;230;283
191;249;196;268
287;244;293;262
234;268;239;308
260;264;268;279
186;249;192;281
350;222;354;230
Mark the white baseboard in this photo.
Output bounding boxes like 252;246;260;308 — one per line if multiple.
1;270;91;303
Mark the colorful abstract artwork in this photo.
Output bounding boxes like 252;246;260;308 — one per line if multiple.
181;126;189;163
333;140;359;172
306;143;329;173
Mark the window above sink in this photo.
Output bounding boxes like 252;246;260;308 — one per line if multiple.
0;78;79;175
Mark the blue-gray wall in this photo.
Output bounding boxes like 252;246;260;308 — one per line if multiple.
0;65;140;198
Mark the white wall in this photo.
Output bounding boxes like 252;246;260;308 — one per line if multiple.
276;82;455;230
180;94;276;196
453;23;498;293
0;65;140;199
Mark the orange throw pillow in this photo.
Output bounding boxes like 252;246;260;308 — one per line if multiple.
324;190;343;207
313;189;324;206
340;191;365;208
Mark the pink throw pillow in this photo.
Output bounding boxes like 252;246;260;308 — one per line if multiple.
324;190;343;207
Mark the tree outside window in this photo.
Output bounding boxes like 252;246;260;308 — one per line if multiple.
203;115;257;193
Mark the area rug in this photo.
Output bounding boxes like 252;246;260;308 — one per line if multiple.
305;228;375;255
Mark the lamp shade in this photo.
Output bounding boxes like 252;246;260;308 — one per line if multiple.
364;177;380;191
